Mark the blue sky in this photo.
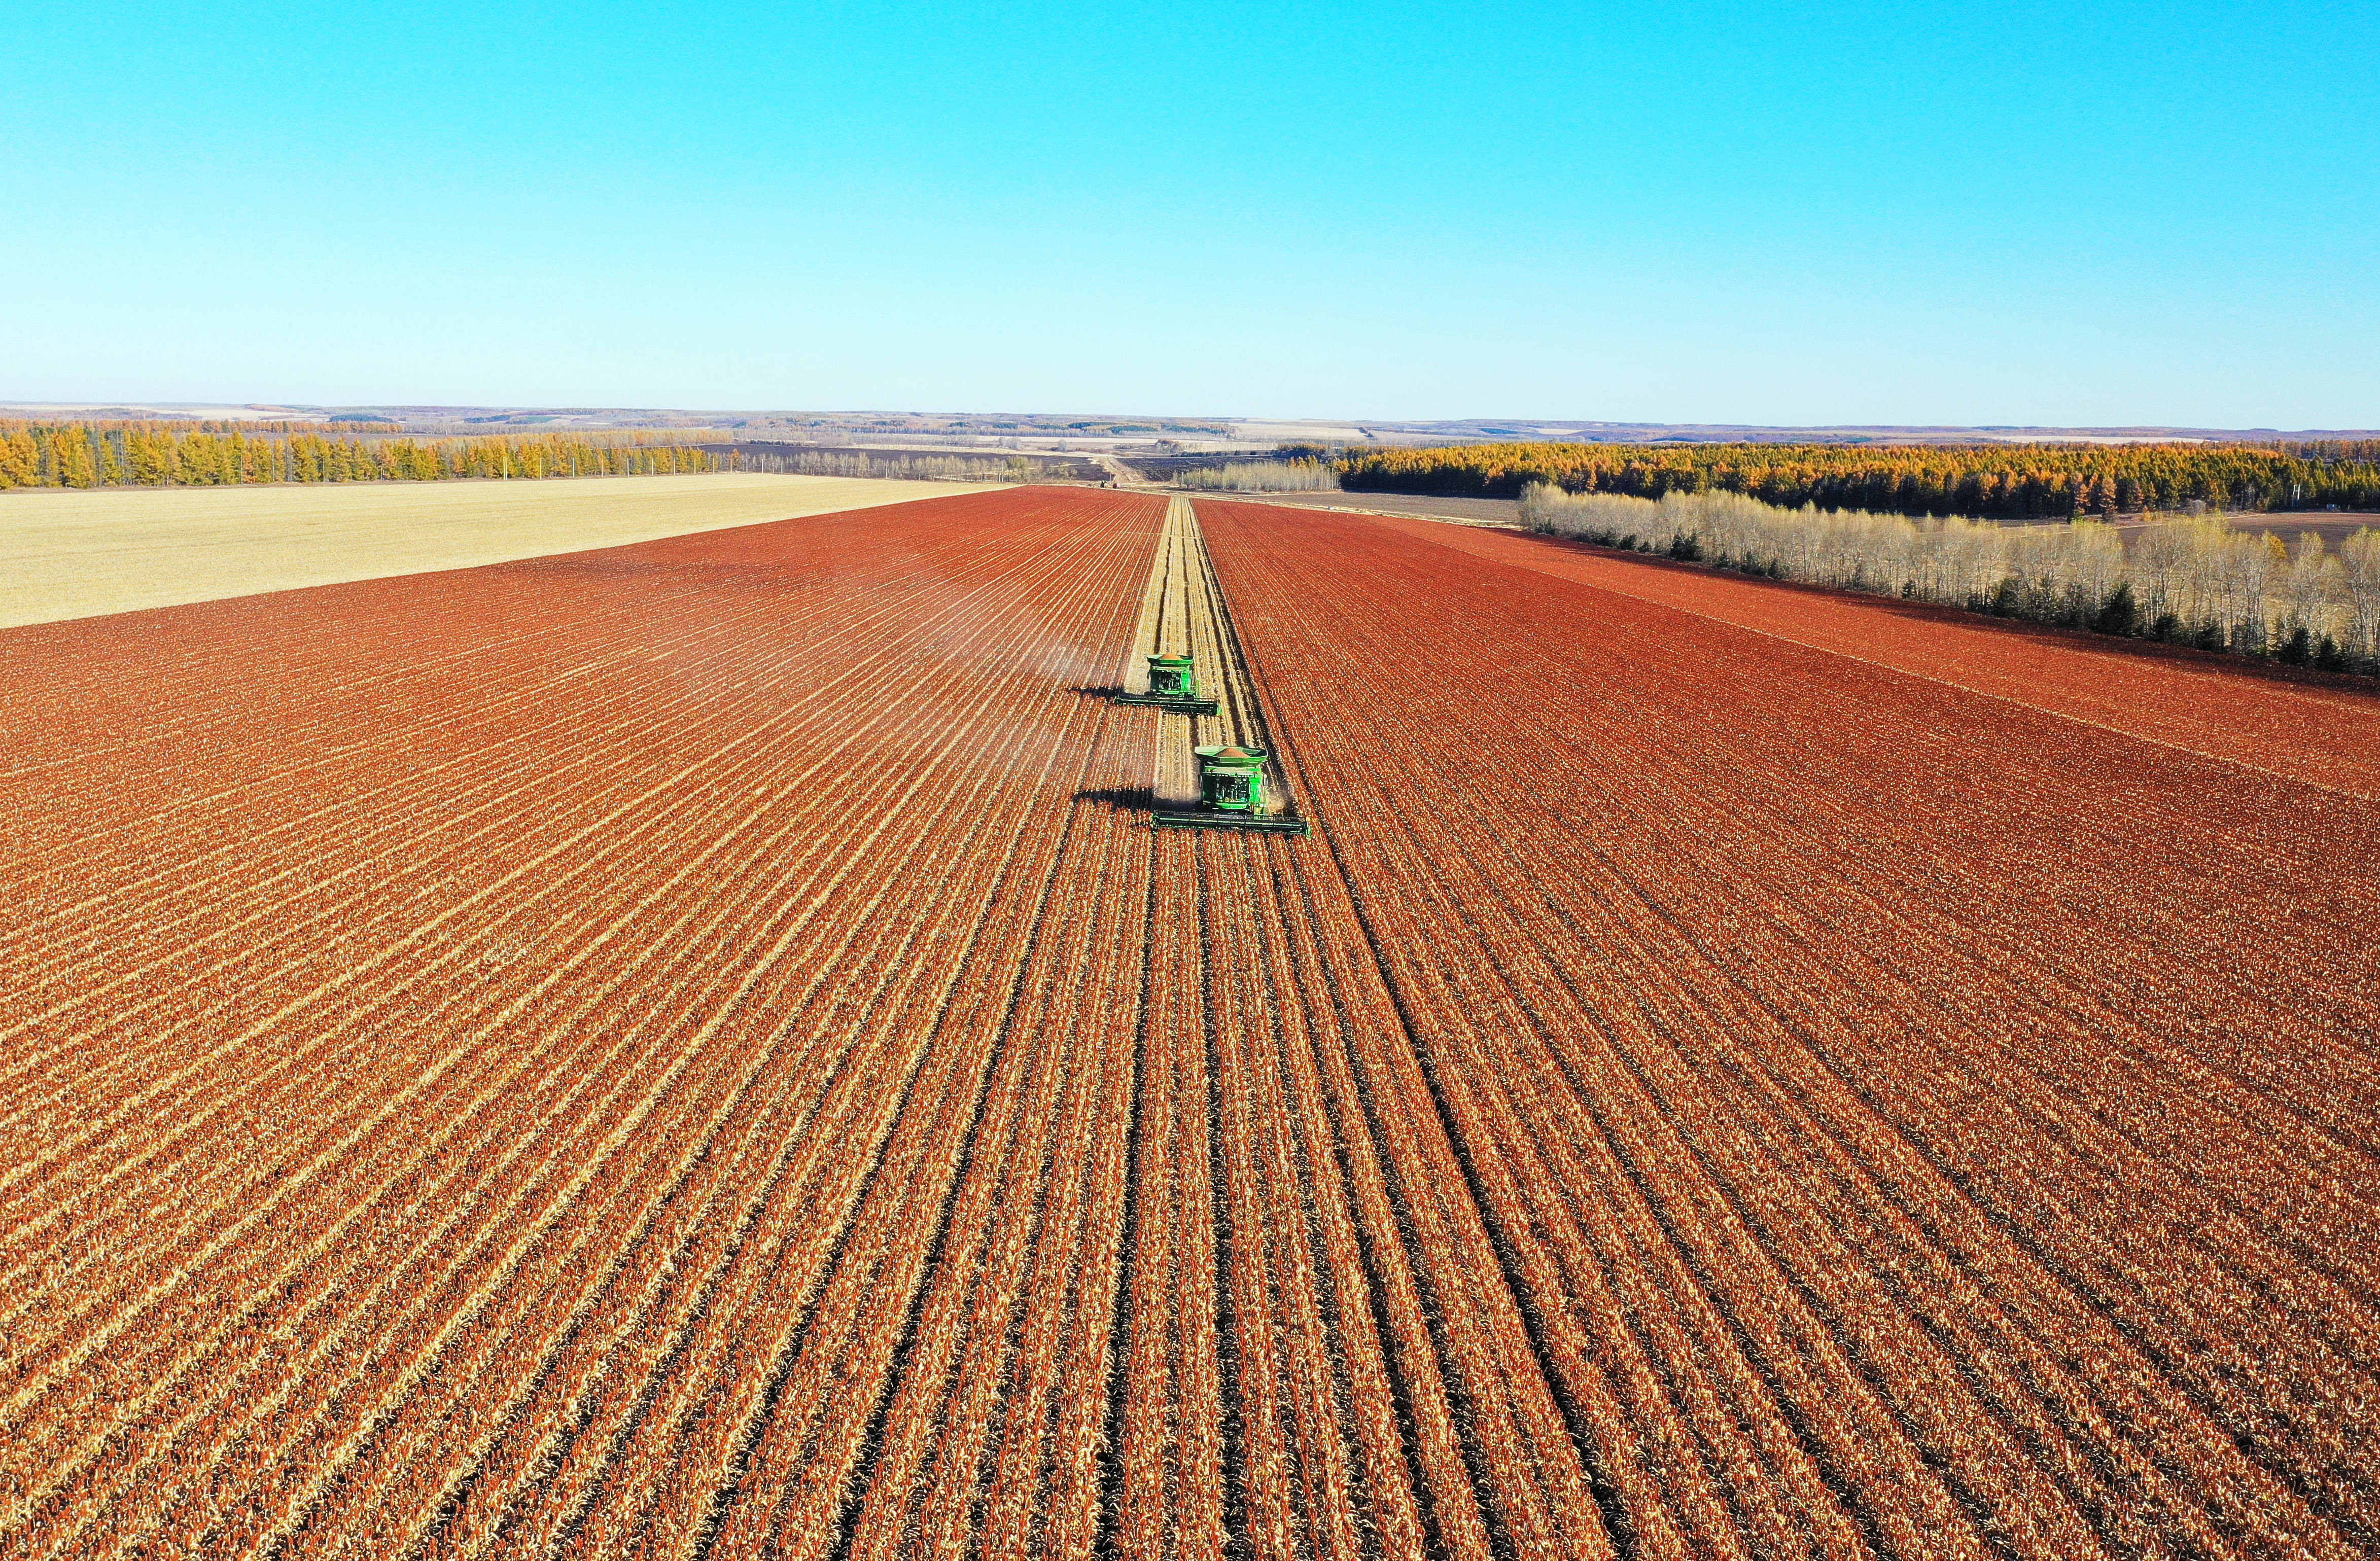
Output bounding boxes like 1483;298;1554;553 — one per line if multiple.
3;2;2372;426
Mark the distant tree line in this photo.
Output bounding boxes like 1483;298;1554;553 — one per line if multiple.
1523;485;2380;672
0;423;719;490
2276;438;2380;460
1339;440;2380;517
0;417;402;437
714;447;1102;482
1174;460;1340;492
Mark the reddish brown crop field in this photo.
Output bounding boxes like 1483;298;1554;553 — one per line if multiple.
1;485;2374;1559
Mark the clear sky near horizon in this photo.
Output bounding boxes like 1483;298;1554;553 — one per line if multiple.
3;2;2372;428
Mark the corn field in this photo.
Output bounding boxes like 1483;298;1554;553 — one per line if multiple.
6;487;2375;1557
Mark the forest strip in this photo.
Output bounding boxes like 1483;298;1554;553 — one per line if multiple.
1337;436;2380;516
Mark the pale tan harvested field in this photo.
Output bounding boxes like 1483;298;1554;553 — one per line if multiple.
0;472;1001;628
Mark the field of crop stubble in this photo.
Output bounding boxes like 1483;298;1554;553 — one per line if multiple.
0;472;995;629
2;486;2374;1559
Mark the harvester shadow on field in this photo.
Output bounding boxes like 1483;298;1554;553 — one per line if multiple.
1072;783;1157;811
1067;682;1127;698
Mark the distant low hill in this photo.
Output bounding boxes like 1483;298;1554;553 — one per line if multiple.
6;402;2377;457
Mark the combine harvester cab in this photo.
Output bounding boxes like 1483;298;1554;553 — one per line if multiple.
1116;651;1219;716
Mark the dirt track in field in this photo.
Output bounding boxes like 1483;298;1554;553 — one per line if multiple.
2;486;2374;1558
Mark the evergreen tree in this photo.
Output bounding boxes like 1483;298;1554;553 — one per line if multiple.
2092;581;2139;635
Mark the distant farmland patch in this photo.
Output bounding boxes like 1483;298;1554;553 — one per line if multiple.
0;472;996;627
